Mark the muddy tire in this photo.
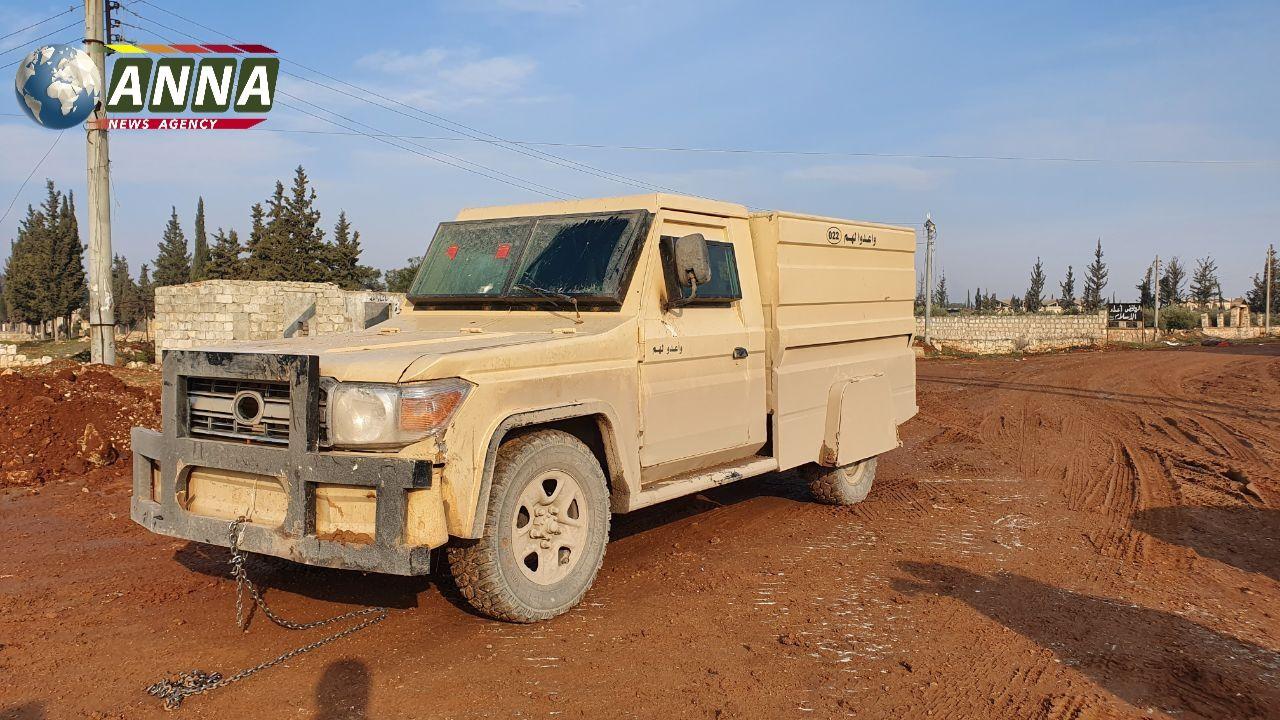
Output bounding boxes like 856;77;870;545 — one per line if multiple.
446;430;610;623
805;456;877;505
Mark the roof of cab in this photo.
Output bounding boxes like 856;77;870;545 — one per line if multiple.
455;193;750;221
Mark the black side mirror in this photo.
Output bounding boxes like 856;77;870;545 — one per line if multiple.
672;233;712;288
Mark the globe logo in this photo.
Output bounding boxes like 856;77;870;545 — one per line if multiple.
13;44;100;130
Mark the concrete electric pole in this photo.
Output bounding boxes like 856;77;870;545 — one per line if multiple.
923;214;936;347
85;0;116;365
1267;244;1274;336
1152;255;1160;340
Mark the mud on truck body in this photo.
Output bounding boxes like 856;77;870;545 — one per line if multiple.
132;193;917;622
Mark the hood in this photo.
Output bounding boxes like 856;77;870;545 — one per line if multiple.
193;311;632;383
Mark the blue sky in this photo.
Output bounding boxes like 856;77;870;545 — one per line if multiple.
2;0;1277;301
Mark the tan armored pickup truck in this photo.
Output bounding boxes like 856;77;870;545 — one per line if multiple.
132;193;917;622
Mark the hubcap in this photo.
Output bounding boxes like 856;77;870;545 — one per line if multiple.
510;470;589;585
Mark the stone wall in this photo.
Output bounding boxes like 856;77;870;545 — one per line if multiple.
0;343;52;369
154;280;405;353
915;313;1107;354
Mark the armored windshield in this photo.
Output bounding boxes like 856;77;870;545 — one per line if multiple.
408;210;652;305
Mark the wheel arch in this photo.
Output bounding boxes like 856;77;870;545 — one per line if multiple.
470;402;633;538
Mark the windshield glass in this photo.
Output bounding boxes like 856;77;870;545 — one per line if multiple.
408;210;651;303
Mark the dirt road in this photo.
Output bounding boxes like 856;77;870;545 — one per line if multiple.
1;344;1277;719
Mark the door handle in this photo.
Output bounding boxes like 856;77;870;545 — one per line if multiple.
732;347;748;359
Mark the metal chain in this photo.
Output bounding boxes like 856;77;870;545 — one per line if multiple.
146;518;389;710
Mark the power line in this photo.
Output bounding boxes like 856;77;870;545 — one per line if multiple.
127;2;1274;169
0;7;76;43
127;1;697;195
117;12;575;199
259;128;1274;167
0;21;83;60
0;130;66;227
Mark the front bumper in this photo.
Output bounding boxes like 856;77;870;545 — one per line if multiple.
130;350;436;576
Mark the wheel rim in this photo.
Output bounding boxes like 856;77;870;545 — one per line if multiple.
509;469;589;586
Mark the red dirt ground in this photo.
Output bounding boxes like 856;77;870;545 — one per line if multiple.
0;344;1277;719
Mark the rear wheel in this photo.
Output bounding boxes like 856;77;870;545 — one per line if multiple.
446;430;610;623
805;456;877;505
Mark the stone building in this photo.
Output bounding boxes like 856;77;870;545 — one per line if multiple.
153;280;405;354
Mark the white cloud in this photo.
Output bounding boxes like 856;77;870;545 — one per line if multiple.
785;163;950;191
352;47;539;110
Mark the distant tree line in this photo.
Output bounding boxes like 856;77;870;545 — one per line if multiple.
918;234;1277;325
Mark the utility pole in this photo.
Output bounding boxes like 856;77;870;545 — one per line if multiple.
85;0;116;365
923;214;936;346
1267;244;1274;336
1152;255;1160;341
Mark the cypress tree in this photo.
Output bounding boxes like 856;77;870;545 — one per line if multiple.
934;272;949;308
1024;258;1046;312
206;227;244;279
137;263;155;319
3;201;55;332
1082;239;1108;312
1059;265;1076;312
153;206;191;287
111;253;141;330
56;189;87;333
191;197;209;281
326;211;381;289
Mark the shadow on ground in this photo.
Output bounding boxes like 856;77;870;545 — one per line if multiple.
314;658;370;720
0;703;44;720
1133;506;1280;582
893;562;1280;720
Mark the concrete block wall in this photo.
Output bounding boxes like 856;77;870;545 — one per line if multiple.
915;313;1107;354
154;280;405;353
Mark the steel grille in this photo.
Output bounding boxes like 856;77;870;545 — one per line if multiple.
186;377;291;444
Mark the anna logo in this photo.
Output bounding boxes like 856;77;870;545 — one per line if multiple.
96;42;278;130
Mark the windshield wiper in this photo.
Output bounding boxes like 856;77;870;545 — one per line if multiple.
514;282;583;324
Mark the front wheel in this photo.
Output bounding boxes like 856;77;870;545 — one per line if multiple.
446;430;610;623
804;456;877;505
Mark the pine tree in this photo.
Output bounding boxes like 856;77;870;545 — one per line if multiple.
384;256;424;293
1010;295;1021;313
206;227;244;279
1082;239;1108;313
1137;267;1154;308
1059;265;1076;312
244;202;266;270
1245;252;1279;315
934;272;949;308
247;167;329;282
190;197;209;281
153;206;191;287
1159;256;1186;306
1189;256;1219;307
326;211;382;289
974;287;982;314
1024;258;1046;312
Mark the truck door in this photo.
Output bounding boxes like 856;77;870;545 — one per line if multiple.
638;217;766;472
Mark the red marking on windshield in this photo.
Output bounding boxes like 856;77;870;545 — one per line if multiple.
495;244;511;259
446;245;459;260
